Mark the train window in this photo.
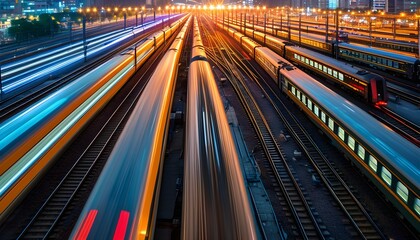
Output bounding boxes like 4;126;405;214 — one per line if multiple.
302;95;307;105
338;73;344;81
357;145;365;159
387;60;392;67
321;111;326;123
314;105;319;116
292;86;296;95
323;66;327;73
338;127;345;141
396;182;409;203
328;68;332;75
308;99;312;110
415;199;420;216
314;62;318;68
297;90;301;100
372;56;377;63
369;156;378;172
381;167;392;186
310;60;314;66
347;136;355;151
328;118;334;131
318;64;323;71
305;58;309;65
333;70;338;78
367;55;371;61
394;62;399;69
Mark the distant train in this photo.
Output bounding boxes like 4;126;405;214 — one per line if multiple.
0;16;188;223
238;20;420;83
70;16;191;239
229;22;388;105
220;23;420;233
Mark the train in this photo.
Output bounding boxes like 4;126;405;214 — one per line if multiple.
0;15;188;223
219;23;420;233
233;18;420;83
182;17;258;239
70;16;191;240
225;21;388;105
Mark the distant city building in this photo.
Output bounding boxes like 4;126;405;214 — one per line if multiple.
349;0;370;9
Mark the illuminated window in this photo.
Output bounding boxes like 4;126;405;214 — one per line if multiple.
321;111;326;123
338;73;344;81
338;127;345;141
297;90;301;100
328;118;334;131
333;70;338;78
318;64;323;71
369;155;378;172
414;198;420;216
348;135;355;150
314;62;318;68
302;95;307;105
358;145;365;160
396;182;409;203
323;66;327;73
310;60;314;66
308;99;312;110
314;105;319;116
292;86;296;95
328;68;332;75
381;167;392;186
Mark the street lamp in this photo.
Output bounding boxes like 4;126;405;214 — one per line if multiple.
78;8;87;61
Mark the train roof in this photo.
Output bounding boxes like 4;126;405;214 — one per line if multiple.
338;42;419;63
257;47;294;67
281;67;420;189
287;46;383;82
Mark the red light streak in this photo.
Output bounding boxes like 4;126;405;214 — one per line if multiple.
113;210;130;240
74;209;98;240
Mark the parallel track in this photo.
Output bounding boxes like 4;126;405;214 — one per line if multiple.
204;16;388;239
201;17;324;240
15;32;174;239
0;30;155;122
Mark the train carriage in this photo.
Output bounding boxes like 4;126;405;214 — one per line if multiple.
338;43;420;83
285;45;387;105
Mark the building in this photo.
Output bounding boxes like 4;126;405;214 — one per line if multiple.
0;0;21;15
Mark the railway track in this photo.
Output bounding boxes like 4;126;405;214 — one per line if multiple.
201;17;325;239
370;107;420;147
15;32;175;239
202;17;389;239
0;29;156;122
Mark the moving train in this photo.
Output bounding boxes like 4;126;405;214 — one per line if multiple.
219;23;420;232
70;16;191;240
182;17;258;239
225;21;388;105
0;15;188;223
236;19;420;83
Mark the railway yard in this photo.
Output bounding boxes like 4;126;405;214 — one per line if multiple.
0;13;419;239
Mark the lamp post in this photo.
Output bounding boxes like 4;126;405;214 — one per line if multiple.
79;9;87;62
287;8;291;42
335;9;340;59
299;8;302;46
141;6;145;25
325;10;329;43
114;7;118;22
417;15;420;58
